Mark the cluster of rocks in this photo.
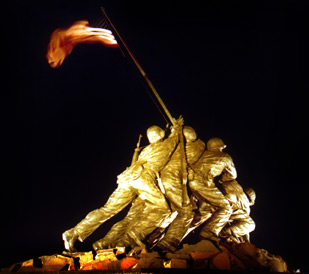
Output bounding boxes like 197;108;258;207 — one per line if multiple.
1;240;288;273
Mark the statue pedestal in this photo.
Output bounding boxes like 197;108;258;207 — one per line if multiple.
1;240;289;273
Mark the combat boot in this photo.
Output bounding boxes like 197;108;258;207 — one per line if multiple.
62;228;78;252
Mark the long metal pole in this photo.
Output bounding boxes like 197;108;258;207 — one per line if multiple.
101;7;191;206
101;7;175;126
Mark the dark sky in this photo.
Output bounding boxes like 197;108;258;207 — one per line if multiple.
2;0;308;271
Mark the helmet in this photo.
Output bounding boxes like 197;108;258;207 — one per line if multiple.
245;187;256;205
183;126;197;142
147;125;165;143
207;137;226;151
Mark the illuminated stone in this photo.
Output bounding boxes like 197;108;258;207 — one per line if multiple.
190;251;219;260
20;259;33;267
82;259;109;270
95;249;118;262
177;240;220;253
3;241;289;272
107;260;121;270
227;251;247;270
164;259;187;268
120;257;139;269
212;252;230;270
166;240;220;260
166;252;191;259
138;249;161;258
115;246;126;256
62;250;93;269
256;248;288;272
136;257;165;268
192;259;209;269
39;255;75;271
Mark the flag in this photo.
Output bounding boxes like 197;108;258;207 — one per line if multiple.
46;20;118;68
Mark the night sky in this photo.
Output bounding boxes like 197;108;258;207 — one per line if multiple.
2;0;308;271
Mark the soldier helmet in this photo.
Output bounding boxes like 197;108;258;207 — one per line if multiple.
147;125;165;143
207;137;226;151
183;126;197;142
245;187;256;206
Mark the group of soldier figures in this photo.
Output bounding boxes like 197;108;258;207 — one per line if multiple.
63;117;256;253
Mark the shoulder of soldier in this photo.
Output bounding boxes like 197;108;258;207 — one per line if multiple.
222;152;233;159
187;139;205;149
215;151;234;164
196;139;206;148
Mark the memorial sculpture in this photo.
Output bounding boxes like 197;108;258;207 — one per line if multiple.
63;119;184;252
1;8;290;273
52;8;265;267
62;124;256;253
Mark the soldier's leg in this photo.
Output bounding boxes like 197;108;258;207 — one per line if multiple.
156;206;194;252
180;200;214;243
156;186;194;252
93;198;145;250
63;182;136;251
189;180;232;240
124;172;171;247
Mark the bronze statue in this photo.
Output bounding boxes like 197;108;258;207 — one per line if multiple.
219;181;256;243
154;126;205;252
62;118;183;252
46;10;259;257
188;137;237;242
184;126;206;166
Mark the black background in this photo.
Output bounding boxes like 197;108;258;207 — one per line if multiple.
2;0;308;271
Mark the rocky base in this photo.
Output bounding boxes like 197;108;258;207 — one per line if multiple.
1;240;288;273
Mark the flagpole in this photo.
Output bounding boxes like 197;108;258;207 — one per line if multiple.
101;7;191;206
100;7;175;126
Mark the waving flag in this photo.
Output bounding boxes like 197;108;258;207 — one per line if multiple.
46;20;118;68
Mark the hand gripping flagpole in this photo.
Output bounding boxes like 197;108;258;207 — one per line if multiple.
101;7;190;207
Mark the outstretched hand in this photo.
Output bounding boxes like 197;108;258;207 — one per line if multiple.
173;115;184;127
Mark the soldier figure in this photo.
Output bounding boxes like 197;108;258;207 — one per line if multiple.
62;118;183;252
189;137;236;242
153;126;205;252
219;181;256;243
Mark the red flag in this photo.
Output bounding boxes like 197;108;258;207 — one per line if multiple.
46;20;118;68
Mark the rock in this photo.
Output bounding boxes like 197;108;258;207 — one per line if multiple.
256;248;288;272
212;252;231;270
20;259;34;268
138;249;161;258
164;258;188;268
120;257;139;269
176;240;220;254
95;249;118;262
107;260;122;270
166;252;191;259
136;257;165;268
39;254;75;271
237;242;258;257
3;260;37;273
114;246;126;256
221;242;262;270
82;259;109;270
226;251;247;270
166;240;220;260
2;240;290;272
190;251;219;260
220;242;289;272
62;250;93;269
